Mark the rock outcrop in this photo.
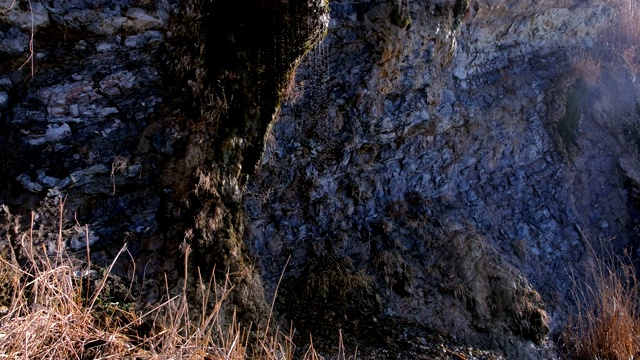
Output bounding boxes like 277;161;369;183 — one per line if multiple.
0;0;328;329
245;0;638;357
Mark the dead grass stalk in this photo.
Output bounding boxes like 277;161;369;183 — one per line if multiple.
0;203;327;359
563;243;640;360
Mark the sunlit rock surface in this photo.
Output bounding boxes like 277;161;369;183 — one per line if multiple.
244;0;637;357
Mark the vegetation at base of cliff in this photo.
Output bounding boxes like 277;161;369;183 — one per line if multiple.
0;207;330;360
562;249;640;360
558;0;640;358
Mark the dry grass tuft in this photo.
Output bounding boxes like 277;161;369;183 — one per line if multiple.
0;211;136;359
563;249;640;360
608;0;640;45
0;204;327;359
569;55;602;88
603;0;640;81
565;0;640;88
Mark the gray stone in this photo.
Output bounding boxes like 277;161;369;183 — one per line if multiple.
1;1;49;30
15;174;42;193
0;27;28;56
0;91;8;108
124;8;164;31
41;175;62;187
68;225;99;251
243;0;625;357
45;123;71;142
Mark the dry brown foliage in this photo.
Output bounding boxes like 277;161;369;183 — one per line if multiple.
563;248;640;360
608;0;640;45
566;0;640;87
570;55;602;88
0;204;328;359
0;211;136;359
604;0;640;80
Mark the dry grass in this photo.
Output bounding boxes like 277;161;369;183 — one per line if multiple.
0;203;328;360
565;0;640;88
0;211;136;359
563;248;640;360
608;0;640;45
569;55;602;88
604;0;640;80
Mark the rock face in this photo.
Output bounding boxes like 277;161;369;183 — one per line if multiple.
0;0;328;328
245;0;638;357
1;0;638;358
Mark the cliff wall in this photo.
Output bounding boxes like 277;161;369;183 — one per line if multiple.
0;0;328;330
245;0;640;357
1;0;638;358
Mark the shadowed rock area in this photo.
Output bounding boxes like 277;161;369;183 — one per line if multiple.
1;0;640;358
0;0;328;331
